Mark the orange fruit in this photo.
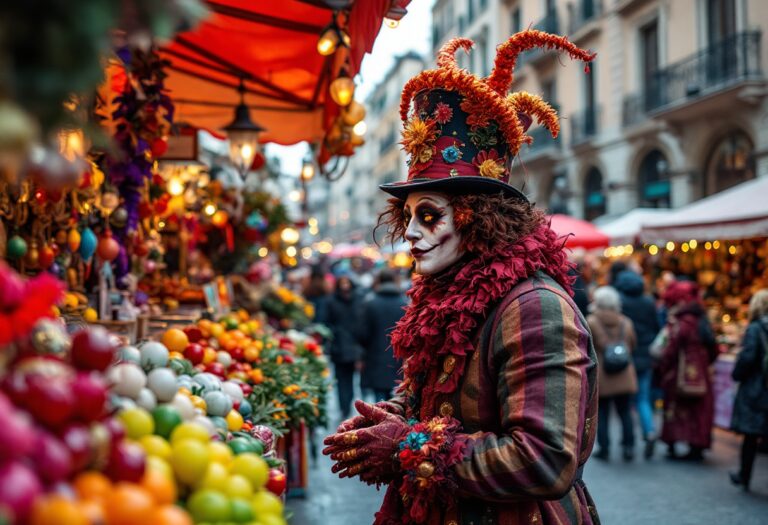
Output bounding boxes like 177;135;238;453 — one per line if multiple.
73;471;112;502
161;329;189;353
197;319;212;337
103;483;156;525
210;323;225;338
150;505;194;525
79;500;106;524
30;495;89;525
203;347;217;364
141;467;177;505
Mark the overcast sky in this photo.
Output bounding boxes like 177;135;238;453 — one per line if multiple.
266;1;433;176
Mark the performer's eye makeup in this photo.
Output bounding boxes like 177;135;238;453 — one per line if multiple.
416;206;443;227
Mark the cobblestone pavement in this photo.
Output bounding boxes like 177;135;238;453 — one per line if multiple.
287;384;768;525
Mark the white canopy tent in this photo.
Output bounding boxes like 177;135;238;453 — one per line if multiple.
639;177;768;243
595;208;674;246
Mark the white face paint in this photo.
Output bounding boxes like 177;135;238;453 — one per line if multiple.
403;192;464;276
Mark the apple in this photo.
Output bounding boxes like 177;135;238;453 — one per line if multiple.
59;423;93;472
184;343;205;365
25;374;76;428
104;440;146;483
71;327;117;371
71;371;108;422
265;468;287;496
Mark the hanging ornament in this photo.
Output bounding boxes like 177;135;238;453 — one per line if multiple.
25;240;40;268
100;190;120;214
79;227;97;261
97;230;120;262
251;151;266;171
39;243;56;269
67;227;81;252
150;137;168;157
212;210;229;228
110;207;128;229
7;235;28;260
246;211;268;232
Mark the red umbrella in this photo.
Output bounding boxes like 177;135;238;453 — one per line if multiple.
547;214;610;249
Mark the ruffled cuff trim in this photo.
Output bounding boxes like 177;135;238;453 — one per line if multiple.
395;416;468;523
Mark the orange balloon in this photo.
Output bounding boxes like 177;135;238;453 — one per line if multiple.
141;468;177;505
149;505;194;525
103;483;156;525
30;496;89;525
73;471;113;502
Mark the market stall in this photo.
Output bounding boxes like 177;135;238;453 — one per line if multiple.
548;214;610;249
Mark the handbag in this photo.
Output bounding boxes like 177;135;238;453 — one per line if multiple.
603;321;630;375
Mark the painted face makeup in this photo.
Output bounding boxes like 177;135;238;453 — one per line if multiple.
403;192;464;275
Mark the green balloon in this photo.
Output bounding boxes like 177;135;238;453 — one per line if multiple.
7;235;27;260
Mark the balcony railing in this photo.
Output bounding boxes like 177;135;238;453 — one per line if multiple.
622;93;648;128
568;0;602;35
646;30;763;111
570;106;600;146
526;125;561;156
519;10;560;66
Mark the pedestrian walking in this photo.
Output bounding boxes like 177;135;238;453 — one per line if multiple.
615;269;662;459
730;289;768;491
323;30;600;524
658;281;716;461
303;267;331;325
358;269;407;402
326;275;364;420
588;286;638;461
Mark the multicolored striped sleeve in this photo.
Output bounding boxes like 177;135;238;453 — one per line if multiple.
454;287;596;501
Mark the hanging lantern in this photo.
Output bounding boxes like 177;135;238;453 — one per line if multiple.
67;227;81;252
316;16;350;56
330;65;355;107
110;207;129;229
212;210;229;228
300;158;316;183
7;235;27;260
79;227;97;261
342;100;366;126
97;230;120;262
224;79;265;177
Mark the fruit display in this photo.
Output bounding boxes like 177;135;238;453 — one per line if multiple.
0;263;293;524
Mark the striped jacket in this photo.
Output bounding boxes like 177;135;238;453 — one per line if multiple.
392;272;600;525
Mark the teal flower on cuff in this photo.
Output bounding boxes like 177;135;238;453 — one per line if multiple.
441;145;462;163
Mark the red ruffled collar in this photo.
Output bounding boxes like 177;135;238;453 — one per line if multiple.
390;223;573;417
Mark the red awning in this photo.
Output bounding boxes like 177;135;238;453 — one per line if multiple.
548;214;611;249
161;0;407;145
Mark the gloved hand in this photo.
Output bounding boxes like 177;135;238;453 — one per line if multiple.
335;400;403;433
323;400;409;483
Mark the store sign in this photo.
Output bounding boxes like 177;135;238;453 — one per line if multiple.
160;130;198;161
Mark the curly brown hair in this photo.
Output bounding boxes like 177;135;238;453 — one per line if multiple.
375;192;546;256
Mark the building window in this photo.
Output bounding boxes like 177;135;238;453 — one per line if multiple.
707;0;737;45
638;149;671;208
511;7;521;33
704;130;755;196
640;18;659;109
583;167;605;221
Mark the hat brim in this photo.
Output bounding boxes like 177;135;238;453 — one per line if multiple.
379;176;528;202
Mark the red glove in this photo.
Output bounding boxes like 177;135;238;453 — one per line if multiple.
335;400;403;433
323;400;409;483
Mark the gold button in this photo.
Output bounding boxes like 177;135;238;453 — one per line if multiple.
417;461;435;478
439;402;454;417
438;372;449;384
443;356;456;373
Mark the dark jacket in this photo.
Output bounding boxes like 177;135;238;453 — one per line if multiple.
615;270;660;372
731;317;768;436
359;283;407;391
326;291;364;364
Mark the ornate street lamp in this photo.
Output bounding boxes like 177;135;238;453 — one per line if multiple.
224;79;265;177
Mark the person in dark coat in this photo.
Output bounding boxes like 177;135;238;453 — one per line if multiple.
615;270;661;458
658;281;716;461
303;268;330;325
359;269;408;401
730;289;768;491
326;275;364;419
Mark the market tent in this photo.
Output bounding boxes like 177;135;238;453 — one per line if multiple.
639;177;768;243
548;214;610;249
161;0;408;145
596;208;674;246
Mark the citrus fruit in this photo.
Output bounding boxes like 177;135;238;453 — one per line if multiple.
149;505;194;525
170;439;210;485
140;435;172;460
210;323;225;338
230;497;255;522
224;474;253;499
30;495;89;525
73;471;112;502
208;441;234;465
187;489;231;522
83;308;98;322
161;329;189;353
152;405;183;439
198;461;229;491
103;483;155;525
170;422;210;444
141;467;177;505
118;407;154;439
251;490;284;517
230;453;268;491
